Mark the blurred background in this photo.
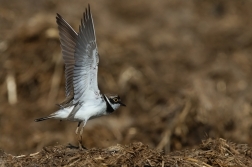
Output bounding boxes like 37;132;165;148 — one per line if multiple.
1;0;252;155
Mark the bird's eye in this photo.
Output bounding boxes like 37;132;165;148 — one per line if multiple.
113;98;118;102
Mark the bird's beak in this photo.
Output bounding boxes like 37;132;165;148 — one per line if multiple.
119;102;126;107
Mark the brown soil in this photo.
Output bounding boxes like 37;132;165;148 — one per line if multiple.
1;0;252;166
1;138;252;166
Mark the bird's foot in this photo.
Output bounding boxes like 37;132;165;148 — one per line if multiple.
78;141;87;150
67;143;79;149
67;143;87;150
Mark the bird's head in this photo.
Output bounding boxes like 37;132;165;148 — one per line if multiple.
104;94;126;111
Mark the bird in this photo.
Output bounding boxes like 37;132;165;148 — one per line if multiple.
35;5;125;149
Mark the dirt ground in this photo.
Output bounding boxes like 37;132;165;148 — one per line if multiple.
1;138;252;166
1;0;252;166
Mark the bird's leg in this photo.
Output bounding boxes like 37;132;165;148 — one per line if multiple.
78;135;85;150
79;127;84;136
75;121;81;134
67;122;84;149
79;120;86;136
78;121;87;150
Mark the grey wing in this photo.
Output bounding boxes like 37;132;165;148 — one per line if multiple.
73;5;100;104
56;13;78;100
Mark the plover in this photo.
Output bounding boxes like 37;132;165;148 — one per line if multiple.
35;5;125;149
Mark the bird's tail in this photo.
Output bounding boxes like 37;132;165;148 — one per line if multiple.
34;116;51;122
34;108;71;122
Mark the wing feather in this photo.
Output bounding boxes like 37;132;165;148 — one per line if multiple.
56;13;78;98
73;5;100;104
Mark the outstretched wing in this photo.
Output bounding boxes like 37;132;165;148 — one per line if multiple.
73;5;100;104
56;13;78;101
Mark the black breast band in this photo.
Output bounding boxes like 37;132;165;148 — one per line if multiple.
103;95;115;113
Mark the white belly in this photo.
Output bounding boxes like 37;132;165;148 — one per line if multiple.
53;98;107;122
73;102;107;121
